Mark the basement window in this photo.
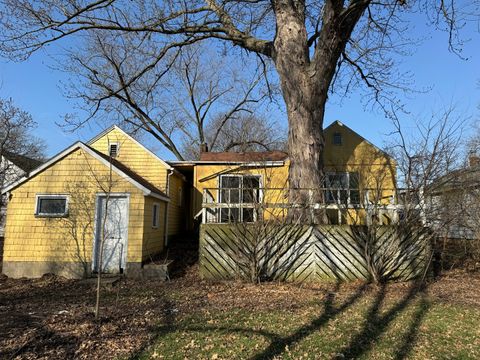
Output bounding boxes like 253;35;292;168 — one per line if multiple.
152;203;160;228
109;143;119;158
35;195;68;217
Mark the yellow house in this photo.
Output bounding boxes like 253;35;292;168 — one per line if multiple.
171;121;397;226
2;126;187;278
1;121;396;279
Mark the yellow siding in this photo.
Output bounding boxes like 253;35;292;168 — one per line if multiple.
4;148;146;265
191;122;396;225
143;197;166;259
193;163;289;220
89;127;170;192
323;122;396;205
167;173;187;236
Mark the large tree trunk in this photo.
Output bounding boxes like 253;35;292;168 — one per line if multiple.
272;1;369;223
273;3;327;222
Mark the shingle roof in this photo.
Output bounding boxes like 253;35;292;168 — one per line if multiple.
199;151;288;162
3;151;43;173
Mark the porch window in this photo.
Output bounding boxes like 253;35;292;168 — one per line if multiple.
219;175;261;223
325;172;360;205
35;195;68;217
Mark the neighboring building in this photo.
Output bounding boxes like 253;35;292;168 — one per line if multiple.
428;155;480;240
1;121;397;279
0;152;43;236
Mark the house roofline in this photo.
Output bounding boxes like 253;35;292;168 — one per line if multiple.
325;120;394;161
169;160;286;167
2;142;170;202
87;125;174;171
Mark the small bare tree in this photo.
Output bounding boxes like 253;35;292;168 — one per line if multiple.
60;141;123;319
430;123;480;270
381;107;463;280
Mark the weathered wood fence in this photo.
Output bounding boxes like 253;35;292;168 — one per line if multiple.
199;224;429;282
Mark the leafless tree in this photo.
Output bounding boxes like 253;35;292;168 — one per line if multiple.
181;112;287;159
431;121;480;271
74;147;121;319
0;0;473;206
380;107;464;279
61;41;272;160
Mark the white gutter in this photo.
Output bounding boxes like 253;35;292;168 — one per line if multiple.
168;160;285;166
164;169;174;247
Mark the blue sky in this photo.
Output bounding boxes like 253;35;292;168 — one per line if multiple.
0;12;479;160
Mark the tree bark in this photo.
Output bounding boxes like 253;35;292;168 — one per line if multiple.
272;2;325;220
271;0;370;222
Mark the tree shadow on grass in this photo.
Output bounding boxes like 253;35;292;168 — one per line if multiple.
130;280;431;360
251;282;369;360
339;281;429;360
129;282;368;359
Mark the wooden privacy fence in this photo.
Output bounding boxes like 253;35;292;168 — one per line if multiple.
199;224;430;282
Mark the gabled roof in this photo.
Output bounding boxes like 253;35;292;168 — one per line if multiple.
2;142;169;202
429;165;480;194
199;150;288;162
87;125;173;170
2;151;43;172
325;120;393;159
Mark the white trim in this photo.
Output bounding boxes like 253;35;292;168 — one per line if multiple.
87;125;173;170
168;160;285;166
2;142;169;202
217;174;262;223
34;194;69;217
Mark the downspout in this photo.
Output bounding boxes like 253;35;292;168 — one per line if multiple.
164;169;173;247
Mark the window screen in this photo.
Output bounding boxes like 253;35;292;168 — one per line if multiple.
219;175;261;223
36;196;68;216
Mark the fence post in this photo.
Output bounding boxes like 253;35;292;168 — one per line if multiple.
419;186;426;226
202;188;207;224
308;189;314;224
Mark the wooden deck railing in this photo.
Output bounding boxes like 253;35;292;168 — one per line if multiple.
201;187;420;224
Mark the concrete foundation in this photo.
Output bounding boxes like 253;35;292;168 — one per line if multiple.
2;261;91;279
2;260;172;280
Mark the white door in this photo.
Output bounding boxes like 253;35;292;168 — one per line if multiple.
93;196;129;274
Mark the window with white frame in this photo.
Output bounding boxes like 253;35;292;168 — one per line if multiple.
109;142;119;157
325;172;360;205
152;203;160;228
219;175;261;223
35;195;68;217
